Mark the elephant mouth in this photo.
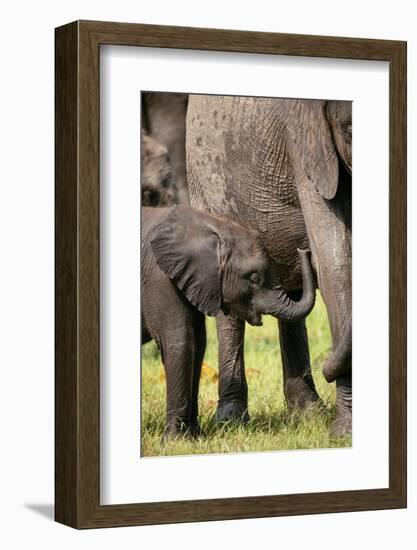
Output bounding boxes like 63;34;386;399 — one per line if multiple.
226;303;263;326
247;312;263;327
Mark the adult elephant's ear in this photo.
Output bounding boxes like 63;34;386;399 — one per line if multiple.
150;206;222;316
327;100;352;176
286;100;339;200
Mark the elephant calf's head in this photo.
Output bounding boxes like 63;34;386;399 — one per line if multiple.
141;131;178;206
149;206;316;325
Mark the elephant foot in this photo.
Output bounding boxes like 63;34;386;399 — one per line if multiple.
285;375;322;413
330;373;352;438
330;411;352;438
216;400;250;424
162;420;201;443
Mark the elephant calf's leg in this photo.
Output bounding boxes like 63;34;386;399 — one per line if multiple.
278;308;321;411
160;321;204;439
215;311;249;423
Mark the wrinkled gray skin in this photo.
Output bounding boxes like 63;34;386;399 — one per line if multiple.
142;205;315;437
142;92;190;205
186;96;352;436
141;130;178;206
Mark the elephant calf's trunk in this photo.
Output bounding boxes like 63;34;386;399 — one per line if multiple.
262;249;316;323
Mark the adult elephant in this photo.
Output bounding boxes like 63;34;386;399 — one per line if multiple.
142;92;189;205
186;95;352;436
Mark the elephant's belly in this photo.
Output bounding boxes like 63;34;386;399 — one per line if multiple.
253;207;309;290
189;207;309;291
190;178;309;289
232;201;309;290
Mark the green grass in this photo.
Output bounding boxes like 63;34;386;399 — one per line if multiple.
141;293;352;456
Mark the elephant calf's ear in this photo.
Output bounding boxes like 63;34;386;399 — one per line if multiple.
149;206;222;316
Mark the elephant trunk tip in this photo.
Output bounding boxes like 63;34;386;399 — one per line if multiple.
323;357;351;384
322;322;352;383
296;248;311;265
322;361;338;383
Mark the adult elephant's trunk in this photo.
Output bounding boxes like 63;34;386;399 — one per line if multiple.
322;319;352;383
257;249;316;322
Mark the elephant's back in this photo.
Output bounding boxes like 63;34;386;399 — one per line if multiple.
186;95;308;289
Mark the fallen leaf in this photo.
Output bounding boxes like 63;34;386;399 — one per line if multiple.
246;367;261;377
200;363;219;382
202;399;217;409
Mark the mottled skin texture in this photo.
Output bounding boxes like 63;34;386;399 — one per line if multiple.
142;205;316;437
186;95;352;436
141;130;178;206
142;92;190;204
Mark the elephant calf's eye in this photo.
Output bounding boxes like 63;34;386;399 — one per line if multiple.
249;273;260;285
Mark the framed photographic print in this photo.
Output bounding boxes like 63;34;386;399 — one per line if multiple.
55;20;407;528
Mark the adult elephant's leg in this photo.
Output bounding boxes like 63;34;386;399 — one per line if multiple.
297;174;352;437
278;295;320;410
215;311;249;423
331;373;352;437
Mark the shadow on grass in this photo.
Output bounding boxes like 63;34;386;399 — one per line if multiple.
201;403;334;435
143;403;348;441
142;403;352;457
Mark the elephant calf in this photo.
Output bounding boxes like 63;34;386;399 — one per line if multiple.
142;205;316;438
